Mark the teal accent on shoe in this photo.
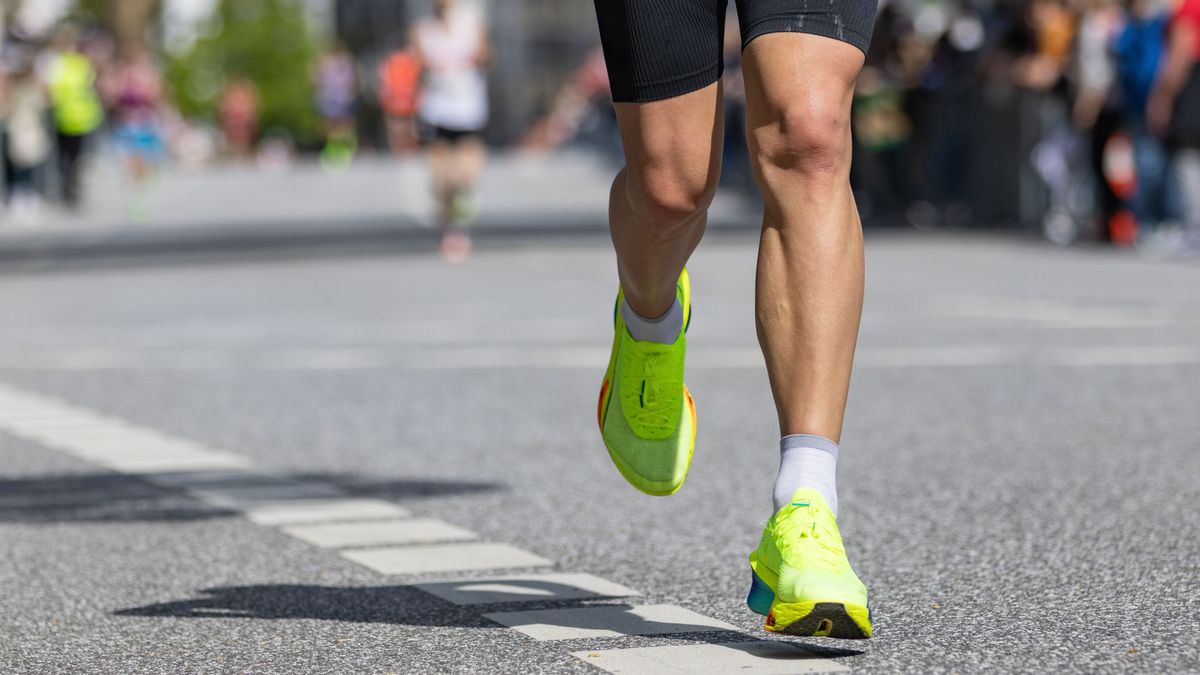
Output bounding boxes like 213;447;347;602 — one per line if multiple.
791;500;810;507
747;570;775;616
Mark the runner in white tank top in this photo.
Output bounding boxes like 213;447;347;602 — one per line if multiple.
413;0;491;263
415;2;488;132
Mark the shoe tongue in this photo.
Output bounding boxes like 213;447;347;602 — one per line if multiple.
787;488;825;510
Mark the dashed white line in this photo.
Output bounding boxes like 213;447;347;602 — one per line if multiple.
281;518;478;548
4;344;1200;371
415;573;640;606
342;542;554;575
573;641;851;674
187;481;349;508
484;604;738;641
242;498;411;526
0;381;853;672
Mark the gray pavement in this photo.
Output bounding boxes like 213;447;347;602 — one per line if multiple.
1;234;1198;673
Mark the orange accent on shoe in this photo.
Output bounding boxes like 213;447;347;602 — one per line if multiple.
597;379;611;428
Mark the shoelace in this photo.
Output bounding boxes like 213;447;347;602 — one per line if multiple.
625;348;683;436
773;504;846;575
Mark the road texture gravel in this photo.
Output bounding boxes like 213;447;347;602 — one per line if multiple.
1;233;1197;673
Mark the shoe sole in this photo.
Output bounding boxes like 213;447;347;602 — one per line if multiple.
747;570;872;639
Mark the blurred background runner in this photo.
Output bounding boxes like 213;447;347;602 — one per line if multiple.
314;42;358;172
379;43;422;155
413;0;490;263
105;43;165;218
0;0;1193;257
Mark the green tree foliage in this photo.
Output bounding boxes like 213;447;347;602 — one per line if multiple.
167;0;319;144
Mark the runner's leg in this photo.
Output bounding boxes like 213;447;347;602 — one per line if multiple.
611;84;724;317
592;0;726;495
741;32;876;639
743;33;866;444
429;138;454;227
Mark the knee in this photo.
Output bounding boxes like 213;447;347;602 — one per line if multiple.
620;159;719;237
754;93;853;182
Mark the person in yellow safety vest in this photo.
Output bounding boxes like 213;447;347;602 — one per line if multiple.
44;28;104;209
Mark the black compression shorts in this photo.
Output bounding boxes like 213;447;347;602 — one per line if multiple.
593;0;878;103
420;124;482;145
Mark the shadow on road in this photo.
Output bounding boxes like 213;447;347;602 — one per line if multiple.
0;472;504;523
113;584;863;658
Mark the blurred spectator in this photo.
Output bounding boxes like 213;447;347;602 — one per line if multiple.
1149;0;1200;249
378;43;422;155
3;55;50;224
43;27;103;210
1073;0;1123;241
413;0;491;263
1115;0;1171;236
219;77;260;160
314;42;358;172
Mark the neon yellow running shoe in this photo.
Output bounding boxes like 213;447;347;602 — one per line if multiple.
747;488;872;639
596;269;695;496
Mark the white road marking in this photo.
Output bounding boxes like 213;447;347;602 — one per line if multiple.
484;604;738;641
854;346;1017;368
262;348;397;370
572;641;851;674
415;573;640;605
0;381;848;671
281;518;478;548
4;344;1200;371
931;295;1182;328
101;454;253;474
243;499;411;526
342;542;553;575
1050;346;1200;366
0;385;252;474
187;482;349;508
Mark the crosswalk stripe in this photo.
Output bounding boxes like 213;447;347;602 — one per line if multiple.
281;518;478;548
243;498;411;525
0;381;849;672
484;604;738;641
415;573;639;606
342;542;553;575
99;454;253;474
187;482;349;508
571;641;851;673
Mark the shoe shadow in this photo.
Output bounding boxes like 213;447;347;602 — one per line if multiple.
114;582;863;657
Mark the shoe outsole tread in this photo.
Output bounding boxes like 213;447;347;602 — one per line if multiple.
767;602;872;639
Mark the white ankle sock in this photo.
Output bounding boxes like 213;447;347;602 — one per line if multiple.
773;434;839;516
621;298;683;344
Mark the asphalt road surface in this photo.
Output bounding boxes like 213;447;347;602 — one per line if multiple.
1;234;1198;673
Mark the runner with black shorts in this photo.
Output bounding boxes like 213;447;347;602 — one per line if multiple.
414;0;490;263
592;0;879;638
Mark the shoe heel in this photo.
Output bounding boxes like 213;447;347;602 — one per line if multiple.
746;570;774;616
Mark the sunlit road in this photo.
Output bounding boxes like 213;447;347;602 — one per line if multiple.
2;234;1198;673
